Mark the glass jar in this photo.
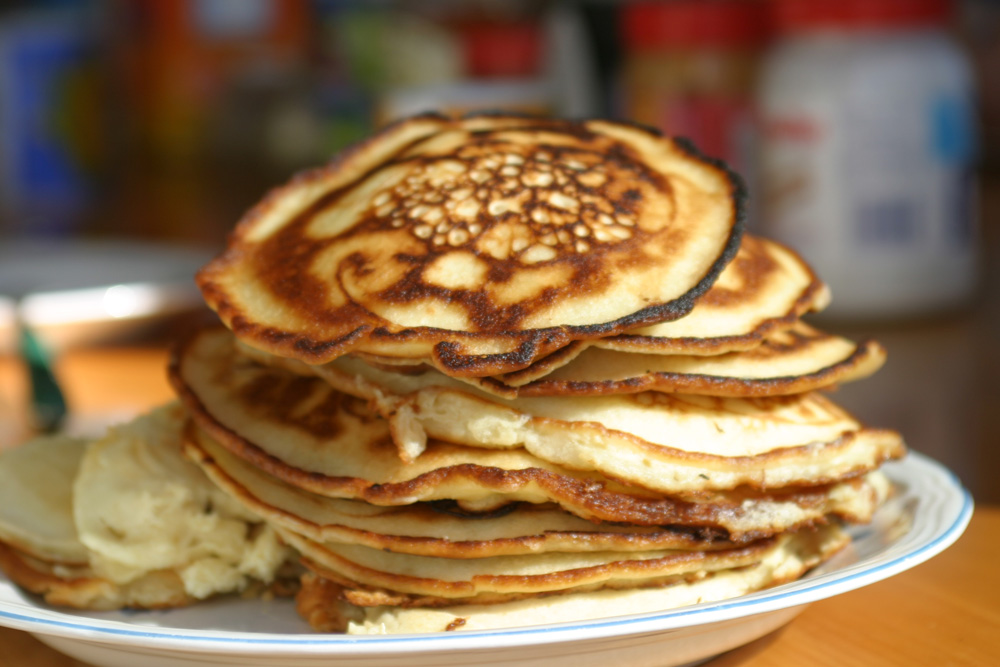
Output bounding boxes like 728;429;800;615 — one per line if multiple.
618;1;767;185
758;0;978;320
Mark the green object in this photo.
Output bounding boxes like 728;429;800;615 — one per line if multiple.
19;325;67;433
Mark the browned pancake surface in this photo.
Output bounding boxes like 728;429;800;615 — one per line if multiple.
184;433;745;558
198;113;745;376
171;328;893;538
596;235;829;355
473;322;886;398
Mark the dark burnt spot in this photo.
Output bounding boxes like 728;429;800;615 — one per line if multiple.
433;338;554;374
444;618;467;631
376;266;433;303
344;252;374;277
486;260;515;283
283;324;369;362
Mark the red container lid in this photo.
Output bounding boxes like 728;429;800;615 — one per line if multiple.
771;0;953;32
622;1;768;51
460;21;543;78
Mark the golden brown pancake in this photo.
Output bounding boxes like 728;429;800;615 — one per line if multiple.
282;528;789;604
212;328;903;486
319;235;829;387
297;522;849;632
172;330;892;538
197;112;745;377
470;322;886;398
2;109;904;635
182;422;886;540
596;234;830;355
184;433;746;556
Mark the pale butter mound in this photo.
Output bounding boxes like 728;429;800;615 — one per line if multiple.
72;404;291;600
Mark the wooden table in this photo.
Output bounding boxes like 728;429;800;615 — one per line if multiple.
1;347;998;666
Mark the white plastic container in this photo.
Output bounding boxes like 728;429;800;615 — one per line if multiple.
757;0;978;320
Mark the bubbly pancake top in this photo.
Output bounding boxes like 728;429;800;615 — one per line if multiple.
198;113;745;374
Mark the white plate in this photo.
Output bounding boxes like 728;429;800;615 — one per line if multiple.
0;452;972;667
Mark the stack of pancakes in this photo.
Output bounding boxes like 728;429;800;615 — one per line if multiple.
170;114;904;633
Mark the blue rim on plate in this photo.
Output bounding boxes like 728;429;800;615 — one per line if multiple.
0;451;973;655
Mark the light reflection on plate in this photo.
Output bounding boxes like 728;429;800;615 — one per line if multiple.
0;241;210;353
0;452;972;667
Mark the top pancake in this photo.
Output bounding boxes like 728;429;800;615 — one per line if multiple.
198;112;745;376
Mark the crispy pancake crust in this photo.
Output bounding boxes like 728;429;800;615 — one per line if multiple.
470;322;886;398
184;419;880;538
595;235;829;355
295;523;850;631
174;341;891;540
0;540;193;611
323;235;829;386
282;529;780;602
197;112;746;376
175;328;904;502
184;433;744;557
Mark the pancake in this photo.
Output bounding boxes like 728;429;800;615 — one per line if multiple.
183;419;887;538
185;433;747;556
177;348;891;539
595;234;830;355
328;235;829;387
0;541;193;611
73;405;290;598
197;112;746;377
283;528;791;604
0;430;192;610
297;522;849;633
72;405;293;599
471;322;886;397
480;234;830;387
0;433;89;564
203;328;903;488
0;411;293;609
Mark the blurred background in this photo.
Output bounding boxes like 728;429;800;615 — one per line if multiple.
0;0;997;501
